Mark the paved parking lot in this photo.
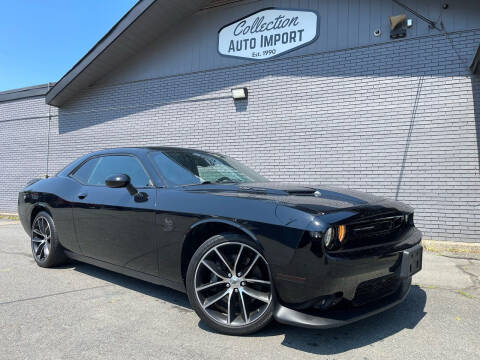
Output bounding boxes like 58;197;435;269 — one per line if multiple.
1;221;479;360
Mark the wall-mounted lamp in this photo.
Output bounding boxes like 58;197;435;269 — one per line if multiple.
231;87;248;100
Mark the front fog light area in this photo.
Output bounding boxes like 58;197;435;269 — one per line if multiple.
312;292;343;310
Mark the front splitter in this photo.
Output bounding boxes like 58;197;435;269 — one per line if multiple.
273;278;411;329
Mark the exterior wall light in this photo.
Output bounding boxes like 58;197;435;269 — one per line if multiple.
231;87;248;100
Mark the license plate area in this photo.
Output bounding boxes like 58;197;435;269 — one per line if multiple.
399;244;423;278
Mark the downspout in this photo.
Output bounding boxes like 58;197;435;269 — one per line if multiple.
46;82;52;178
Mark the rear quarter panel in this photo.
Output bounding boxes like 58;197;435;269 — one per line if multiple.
19;176;82;253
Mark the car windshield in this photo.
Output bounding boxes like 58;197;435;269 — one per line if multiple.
150;150;269;186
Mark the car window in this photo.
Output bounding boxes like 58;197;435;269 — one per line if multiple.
71;157;100;184
151;152;200;185
197;162;248;183
150;150;268;186
81;155;150;187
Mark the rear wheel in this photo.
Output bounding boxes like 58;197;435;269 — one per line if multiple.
31;211;67;268
186;233;273;335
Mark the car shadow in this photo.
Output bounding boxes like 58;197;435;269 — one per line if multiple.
261;286;426;355
200;285;426;354
72;262;191;309
72;262;426;355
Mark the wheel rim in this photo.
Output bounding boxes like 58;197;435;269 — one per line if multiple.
32;216;51;262
194;242;272;327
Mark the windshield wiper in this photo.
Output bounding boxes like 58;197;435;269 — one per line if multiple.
181;181;211;186
182;180;242;186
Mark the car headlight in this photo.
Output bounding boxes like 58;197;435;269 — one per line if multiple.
403;213;414;225
323;227;334;249
310;225;347;250
405;213;414;225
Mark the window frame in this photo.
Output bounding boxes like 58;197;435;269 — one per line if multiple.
69;153;154;189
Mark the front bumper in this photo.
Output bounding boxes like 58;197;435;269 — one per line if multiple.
273;243;422;328
274;277;411;328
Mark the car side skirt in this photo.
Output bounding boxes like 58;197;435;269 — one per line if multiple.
64;250;186;293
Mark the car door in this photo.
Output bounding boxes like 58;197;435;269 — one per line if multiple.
70;154;158;275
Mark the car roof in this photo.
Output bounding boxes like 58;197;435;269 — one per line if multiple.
56;146;219;177
86;146;214;156
56;146;226;188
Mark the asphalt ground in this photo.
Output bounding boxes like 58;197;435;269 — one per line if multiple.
1;221;479;360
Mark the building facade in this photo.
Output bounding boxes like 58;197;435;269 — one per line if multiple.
1;0;479;242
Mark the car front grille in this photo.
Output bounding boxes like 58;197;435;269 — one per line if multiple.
341;215;408;249
352;275;401;307
351;215;404;237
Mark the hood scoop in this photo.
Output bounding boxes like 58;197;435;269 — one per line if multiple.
237;186;285;195
285;189;318;196
238;183;318;196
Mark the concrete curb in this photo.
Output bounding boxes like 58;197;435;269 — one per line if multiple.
0;213;19;220
422;239;480;255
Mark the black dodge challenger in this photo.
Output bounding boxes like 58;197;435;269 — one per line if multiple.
18;147;422;335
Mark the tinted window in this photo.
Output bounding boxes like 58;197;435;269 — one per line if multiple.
151;152;200;185
83;156;150;187
72;157;100;184
150;150;268;186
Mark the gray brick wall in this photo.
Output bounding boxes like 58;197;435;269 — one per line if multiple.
1;29;479;242
0;96;50;212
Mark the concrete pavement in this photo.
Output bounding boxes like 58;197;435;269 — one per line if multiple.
1;221;479;360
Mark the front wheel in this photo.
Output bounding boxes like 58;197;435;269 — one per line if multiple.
186;233;273;335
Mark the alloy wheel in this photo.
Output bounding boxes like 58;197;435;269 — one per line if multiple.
32;216;51;262
194;242;272;326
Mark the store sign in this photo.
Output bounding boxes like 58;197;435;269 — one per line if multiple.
218;8;318;60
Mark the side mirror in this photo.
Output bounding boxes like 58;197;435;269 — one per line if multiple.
106;174;139;196
105;174;130;188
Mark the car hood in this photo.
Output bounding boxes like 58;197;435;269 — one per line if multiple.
182;182;406;214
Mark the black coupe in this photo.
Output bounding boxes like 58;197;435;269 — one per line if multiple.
18;147;422;335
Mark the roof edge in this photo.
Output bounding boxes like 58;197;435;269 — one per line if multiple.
0;83;54;103
46;0;156;106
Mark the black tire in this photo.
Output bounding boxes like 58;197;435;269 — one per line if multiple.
186;233;273;335
31;211;68;268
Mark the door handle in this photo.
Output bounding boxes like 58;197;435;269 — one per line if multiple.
77;193;87;200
